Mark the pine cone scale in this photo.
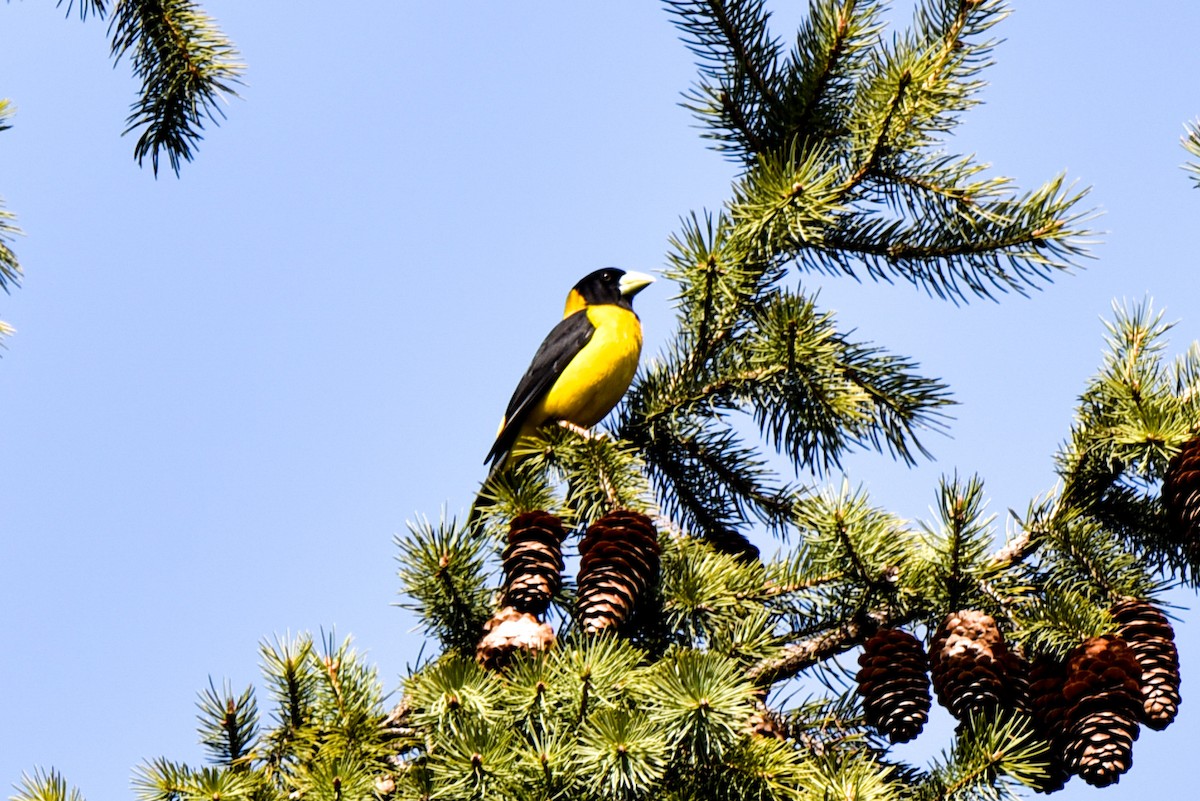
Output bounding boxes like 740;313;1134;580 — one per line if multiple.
855;628;931;744
1110;599;1182;730
575;511;660;634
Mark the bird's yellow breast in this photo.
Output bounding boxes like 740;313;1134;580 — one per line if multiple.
534;304;643;428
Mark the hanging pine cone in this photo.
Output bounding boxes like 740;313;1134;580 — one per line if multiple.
855;628;932;743
575;510;660;634
1027;655;1072;794
929;610;1030;726
746;697;789;741
1110;599;1182;731
501;511;567;614
1060;635;1143;788
475;606;556;670
1163;435;1200;562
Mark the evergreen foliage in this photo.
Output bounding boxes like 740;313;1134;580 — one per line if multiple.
0;0;241;346
15;2;1200;800
0;98;21;345
57;0;244;176
1184;119;1200;187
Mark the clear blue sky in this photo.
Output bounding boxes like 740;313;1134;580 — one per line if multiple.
2;2;1198;799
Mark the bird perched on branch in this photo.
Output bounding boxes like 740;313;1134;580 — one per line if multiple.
484;267;655;472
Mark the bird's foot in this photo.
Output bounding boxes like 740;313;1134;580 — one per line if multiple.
557;420;600;440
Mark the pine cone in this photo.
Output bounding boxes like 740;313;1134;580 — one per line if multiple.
1110;599;1182;731
475;606;556;670
929;610;1030;726
1163;435;1200;562
855;628;932;743
1027;655;1072;794
501;511;567;614
575;510;660;634
1060;635;1143;788
746;699;789;741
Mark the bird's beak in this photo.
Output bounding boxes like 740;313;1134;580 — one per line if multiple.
619;271;655;298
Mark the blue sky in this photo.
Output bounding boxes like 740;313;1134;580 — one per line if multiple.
2;2;1199;799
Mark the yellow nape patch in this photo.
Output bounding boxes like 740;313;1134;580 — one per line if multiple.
562;289;587;319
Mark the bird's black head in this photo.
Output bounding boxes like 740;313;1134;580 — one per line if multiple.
567;268;655;313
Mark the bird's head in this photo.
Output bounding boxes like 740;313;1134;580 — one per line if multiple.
564;268;655;316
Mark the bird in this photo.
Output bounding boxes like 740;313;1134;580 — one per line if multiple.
484;268;655;472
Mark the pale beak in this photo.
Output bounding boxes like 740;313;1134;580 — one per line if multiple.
618;271;655;298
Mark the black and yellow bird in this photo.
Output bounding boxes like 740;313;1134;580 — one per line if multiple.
484;268;655;471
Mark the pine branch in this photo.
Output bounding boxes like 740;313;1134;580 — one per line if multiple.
791;482;912;595
845;66;913;187
196;679;259;767
11;769;86;801
637;392;807;549
910;474;1000;611
788;0;887;145
667;1;1096;304
1183;118;1200;187
132;761;259;801
520;425;656;525
395;516;494;655
665;211;781;368
259;634;319;769
624;287;948;555
668;0;787;161
743;290;952;467
659;537;770;649
1047;300;1200;578
919;713;1049;801
109;0;244;175
811;175;1094;302
748;610;887;685
576;707;671;797
56;0;108;20
0;99;23;297
636;417;777;557
647;649;757;762
748;508;1042;686
880;152;1007;213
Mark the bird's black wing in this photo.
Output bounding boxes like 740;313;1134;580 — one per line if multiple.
484;310;595;467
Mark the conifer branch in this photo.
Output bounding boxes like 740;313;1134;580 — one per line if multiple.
11;769;86;801
0;100;22;297
717;90;770;155
788;0;883;143
749;511;1040;686
57;0;109;20
845;69;912;188
668;0;786;160
1183;119;1200;187
109;0;244;175
704;0;785;120
749;609;895;685
395;518;494;655
921;714;1048;801
808;174;1093;301
197;680;259;768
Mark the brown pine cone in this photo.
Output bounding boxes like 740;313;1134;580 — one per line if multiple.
1027;655;1072;794
745;698;789;741
1163;436;1200;561
929;610;1030;725
501;511;567;614
575;510;660;634
1110;599;1182;731
475;606;556;670
855;628;931;743
1060;635;1143;788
